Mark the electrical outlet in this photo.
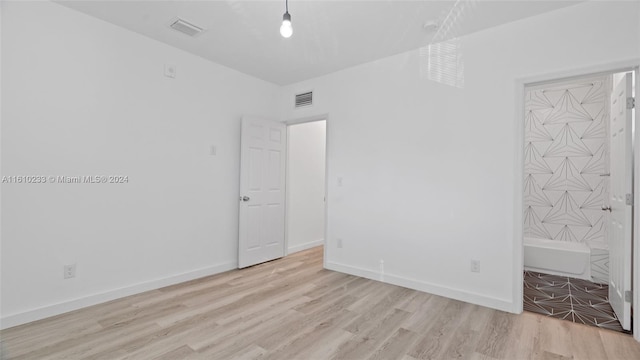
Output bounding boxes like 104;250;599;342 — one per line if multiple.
337;238;343;248
64;264;76;279
470;260;480;273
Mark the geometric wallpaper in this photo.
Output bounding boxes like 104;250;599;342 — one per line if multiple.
524;77;612;283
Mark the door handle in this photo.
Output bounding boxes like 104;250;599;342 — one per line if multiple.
602;206;612;212
240;196;250;202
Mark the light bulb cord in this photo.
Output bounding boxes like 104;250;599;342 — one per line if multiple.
285;0;288;13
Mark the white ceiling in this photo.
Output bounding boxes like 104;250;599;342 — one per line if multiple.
56;0;582;85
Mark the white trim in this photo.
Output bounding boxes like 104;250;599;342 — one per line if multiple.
284;124;292;256
284;114;329;126
633;66;640;342
525;73;618;92
323;116;330;271
515;59;639;88
323;116;330;270
513;59;640;338
288;239;324;254
0;261;237;330
326;261;514;312
513;77;525;315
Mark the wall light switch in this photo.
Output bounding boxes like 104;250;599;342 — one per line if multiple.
337;177;343;187
164;64;176;78
470;260;480;273
64;264;76;279
210;145;217;156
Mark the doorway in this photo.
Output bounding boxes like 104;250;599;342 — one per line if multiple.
285;120;327;256
521;70;636;333
237;116;328;269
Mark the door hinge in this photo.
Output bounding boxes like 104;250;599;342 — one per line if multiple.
626;193;633;206
625;290;632;303
627;97;635;109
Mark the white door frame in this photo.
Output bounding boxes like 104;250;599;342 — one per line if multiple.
283;114;330;269
513;59;640;340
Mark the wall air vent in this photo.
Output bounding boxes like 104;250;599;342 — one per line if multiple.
295;91;313;108
169;18;205;37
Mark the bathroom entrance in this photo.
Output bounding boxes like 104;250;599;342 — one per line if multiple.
521;70;636;333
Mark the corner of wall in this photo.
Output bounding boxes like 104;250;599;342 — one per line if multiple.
325;261;515;314
0;261;236;330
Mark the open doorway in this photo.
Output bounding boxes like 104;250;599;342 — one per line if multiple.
285;120;327;257
521;70;636;333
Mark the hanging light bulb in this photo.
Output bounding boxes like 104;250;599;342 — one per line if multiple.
280;0;292;38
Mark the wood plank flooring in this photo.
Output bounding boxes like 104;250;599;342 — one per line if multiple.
2;246;640;359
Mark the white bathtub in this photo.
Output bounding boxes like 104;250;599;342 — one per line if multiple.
524;237;591;280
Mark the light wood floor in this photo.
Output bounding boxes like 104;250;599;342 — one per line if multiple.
2;246;640;360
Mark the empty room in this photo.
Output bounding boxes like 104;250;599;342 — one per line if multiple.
1;0;640;359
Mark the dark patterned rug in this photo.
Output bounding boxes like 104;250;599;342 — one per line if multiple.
523;271;626;333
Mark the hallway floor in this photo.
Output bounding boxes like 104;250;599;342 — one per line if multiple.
524;271;625;333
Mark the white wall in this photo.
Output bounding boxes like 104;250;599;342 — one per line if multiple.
0;1;279;328
279;1;640;312
286;121;326;254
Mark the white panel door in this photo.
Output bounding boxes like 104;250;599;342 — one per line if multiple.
238;116;286;268
609;73;633;330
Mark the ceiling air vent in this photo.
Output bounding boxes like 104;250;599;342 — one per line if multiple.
169;18;205;37
295;91;313;108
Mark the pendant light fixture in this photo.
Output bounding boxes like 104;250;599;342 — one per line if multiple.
280;0;293;38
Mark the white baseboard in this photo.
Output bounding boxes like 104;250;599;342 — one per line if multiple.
0;261;237;330
325;261;514;313
288;239;324;254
